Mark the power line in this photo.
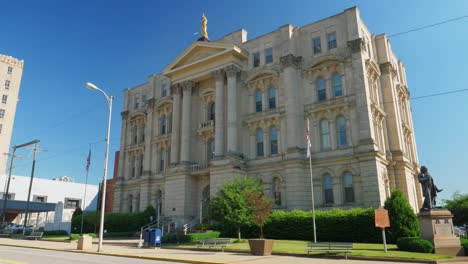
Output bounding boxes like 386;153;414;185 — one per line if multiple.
389;15;468;38
412;88;468;100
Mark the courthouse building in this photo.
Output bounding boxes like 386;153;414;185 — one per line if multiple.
114;7;422;226
0;54;23;175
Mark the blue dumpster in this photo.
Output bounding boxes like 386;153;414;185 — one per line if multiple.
148;229;156;247
143;229;151;247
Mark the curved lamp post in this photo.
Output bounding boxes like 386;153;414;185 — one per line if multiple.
85;82;113;252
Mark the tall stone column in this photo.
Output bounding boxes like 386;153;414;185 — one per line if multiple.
170;85;182;164
143;99;154;176
118;111;129;180
214;70;225;157
180;81;193;164
264;129;271;157
249;130;256;159
329;120;337;149
280;54;302;151
226;65;239;154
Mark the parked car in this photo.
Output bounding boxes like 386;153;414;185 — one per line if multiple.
4;224;34;234
454;226;466;237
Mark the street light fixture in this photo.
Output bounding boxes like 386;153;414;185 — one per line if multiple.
85;82;113;252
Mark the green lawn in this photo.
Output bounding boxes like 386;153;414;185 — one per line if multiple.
41;235;71;241
168;239;452;261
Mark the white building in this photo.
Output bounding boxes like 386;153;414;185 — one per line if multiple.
114;7;422;226
0;174;99;232
0;54;24;175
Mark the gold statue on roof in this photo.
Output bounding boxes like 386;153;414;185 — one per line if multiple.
201;13;209;40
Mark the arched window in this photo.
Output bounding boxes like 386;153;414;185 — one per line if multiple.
324;174;334;204
316;78;326;101
209;102;215;121
332;74;342;97
160;115;167;135
336;116;347;147
270;126;278;155
273;177;281;206
268;87;276;109
208;139;215;161
343;172;355;203
320;119;331;150
255;90;262;112
256;129;264;157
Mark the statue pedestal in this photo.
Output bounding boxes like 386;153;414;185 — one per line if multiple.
418;209;464;256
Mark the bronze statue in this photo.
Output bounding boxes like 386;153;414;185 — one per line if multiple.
201;13;209;40
418;166;442;211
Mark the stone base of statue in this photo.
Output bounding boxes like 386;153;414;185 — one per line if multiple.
418;209;464;256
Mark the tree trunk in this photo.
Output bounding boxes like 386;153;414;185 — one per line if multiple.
238;226;241;241
260;225;264;238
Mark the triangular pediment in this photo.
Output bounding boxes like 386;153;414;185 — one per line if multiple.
162;41;248;77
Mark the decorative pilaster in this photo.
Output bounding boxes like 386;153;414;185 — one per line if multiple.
226;65;240;154
170;85;182;164
118;111;129;180
214;69;225;157
180;81;193;164
280;54;303;151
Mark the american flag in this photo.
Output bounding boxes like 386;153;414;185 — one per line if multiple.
86;149;91;173
306;118;312;158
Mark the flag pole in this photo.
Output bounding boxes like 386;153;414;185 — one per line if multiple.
307;118;317;243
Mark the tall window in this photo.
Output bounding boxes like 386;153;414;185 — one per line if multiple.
324;174;334;204
7;67;12;74
161;80;168;97
1;95;7;104
332;74;342;97
128;194;133;212
209;102;215;121
316;78;326;101
4;80;10;89
131;158;136;178
132;125;137;144
270;126;278;155
336;116;347;147
312;37;321;54
256;129;264;157
268;88;276;109
134;95;139;109
208;139;215;161
139;156;144;176
320;119;331;150
253;52;260;67
0;109;4;118
160;115;167;135
255;90;262;112
142;94;148;107
273;177;281;206
159;150;165;172
327;32;337;50
265;48;273;64
343;173;355;203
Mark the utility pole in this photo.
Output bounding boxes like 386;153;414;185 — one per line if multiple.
1;140;39;224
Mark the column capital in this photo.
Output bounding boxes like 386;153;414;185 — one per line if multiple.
213;69;225;81
280;54;302;70
181;80;193;93
379;62;397;75
171;84;181;95
347;38;366;53
146;98;155;110
225;65;241;78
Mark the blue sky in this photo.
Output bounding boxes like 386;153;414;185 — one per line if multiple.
1;0;467;203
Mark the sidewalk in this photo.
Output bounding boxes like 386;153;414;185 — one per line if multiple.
0;237;464;264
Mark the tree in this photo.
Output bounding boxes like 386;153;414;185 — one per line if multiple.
71;207;83;234
444;192;468;226
245;191;273;238
210;176;263;240
384;190;419;243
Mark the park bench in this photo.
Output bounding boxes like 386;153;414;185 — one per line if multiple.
307;242;353;259
24;231;43;240
196;238;231;252
0;233;9;238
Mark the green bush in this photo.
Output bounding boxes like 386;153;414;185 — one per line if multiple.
43;230;68;236
188;231;220;241
70;233;98;240
461;238;468;255
384;190;419;243
397;237;434;253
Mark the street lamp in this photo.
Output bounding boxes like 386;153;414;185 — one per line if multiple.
85;82;113;252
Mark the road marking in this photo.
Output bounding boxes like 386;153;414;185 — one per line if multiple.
0;260;25;264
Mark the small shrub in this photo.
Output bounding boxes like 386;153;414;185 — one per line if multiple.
397;237;434;253
161;233;191;243
43;230;68;236
461;238;468;255
188;231;220;241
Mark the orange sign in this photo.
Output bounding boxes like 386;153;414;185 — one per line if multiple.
375;208;390;228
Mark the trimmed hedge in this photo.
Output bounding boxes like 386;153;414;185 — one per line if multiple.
162;231;220;244
219;208;382;243
43;230;68;236
70;233;98;240
396;237;434;253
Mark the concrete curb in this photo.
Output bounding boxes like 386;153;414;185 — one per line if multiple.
0;243;224;264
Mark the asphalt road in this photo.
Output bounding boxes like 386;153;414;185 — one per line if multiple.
0;246;185;264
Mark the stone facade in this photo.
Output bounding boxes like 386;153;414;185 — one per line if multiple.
114;7;422;227
0;54;24;175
